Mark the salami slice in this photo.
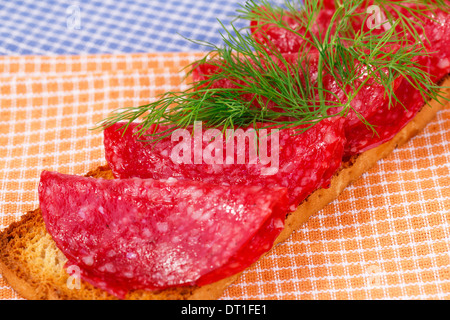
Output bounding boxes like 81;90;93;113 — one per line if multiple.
249;0;336;55
39;171;288;298
103;118;346;211
344;77;423;154
414;8;450;81
341;6;450;155
246;2;450;157
192;49;402;158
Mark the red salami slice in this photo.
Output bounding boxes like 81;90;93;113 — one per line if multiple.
414;8;450;81
244;2;450;156
249;1;450;61
249;0;336;54
344;77;421;154
39;170;288;298
341;5;450;155
103;117;346;211
192;49;402;158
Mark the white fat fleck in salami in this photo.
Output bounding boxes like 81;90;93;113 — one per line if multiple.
38;171;288;299
438;58;450;70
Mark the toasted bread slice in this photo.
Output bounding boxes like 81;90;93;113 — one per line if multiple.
1;77;449;300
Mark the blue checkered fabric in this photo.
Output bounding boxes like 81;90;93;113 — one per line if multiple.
0;0;287;55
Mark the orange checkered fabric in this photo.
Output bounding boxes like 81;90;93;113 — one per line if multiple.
0;53;449;300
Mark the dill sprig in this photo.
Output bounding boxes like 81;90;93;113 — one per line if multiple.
96;0;449;141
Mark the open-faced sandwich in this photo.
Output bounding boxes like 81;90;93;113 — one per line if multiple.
1;0;450;300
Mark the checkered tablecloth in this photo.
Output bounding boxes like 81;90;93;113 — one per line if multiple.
0;0;282;55
0;0;450;300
